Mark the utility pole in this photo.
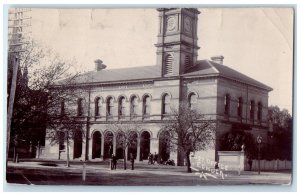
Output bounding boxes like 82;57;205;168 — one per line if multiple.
85;88;91;161
7;8;31;163
257;135;262;175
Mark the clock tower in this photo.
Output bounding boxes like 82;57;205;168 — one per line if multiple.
155;8;200;77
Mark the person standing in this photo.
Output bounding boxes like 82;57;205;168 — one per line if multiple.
150;153;154;165
154;152;158;164
130;153;135;170
110;154;114;170
112;154;117;170
148;153;152;165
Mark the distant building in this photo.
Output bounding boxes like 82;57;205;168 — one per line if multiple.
42;8;272;164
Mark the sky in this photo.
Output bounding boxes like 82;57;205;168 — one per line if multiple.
29;8;294;113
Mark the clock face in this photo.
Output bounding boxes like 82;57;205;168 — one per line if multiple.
167;16;176;32
184;17;192;33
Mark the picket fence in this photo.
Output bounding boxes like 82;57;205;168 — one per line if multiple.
245;159;292;171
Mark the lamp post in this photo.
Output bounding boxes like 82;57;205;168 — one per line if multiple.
257;135;262;175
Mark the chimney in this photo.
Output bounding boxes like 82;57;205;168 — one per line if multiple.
94;59;107;71
210;55;224;65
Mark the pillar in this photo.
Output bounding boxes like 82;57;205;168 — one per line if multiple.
136;137;141;161
101;133;105;160
113;134;116;155
81;141;86;161
125;146;128;161
150;138;159;154
88;134;93;160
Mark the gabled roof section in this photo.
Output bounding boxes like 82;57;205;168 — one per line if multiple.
56;60;272;92
184;60;273;91
57;65;161;85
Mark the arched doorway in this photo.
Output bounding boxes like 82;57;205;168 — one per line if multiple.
140;131;151;161
127;131;138;160
92;131;102;159
116;132;125;159
73;131;83;159
103;131;114;159
159;131;170;162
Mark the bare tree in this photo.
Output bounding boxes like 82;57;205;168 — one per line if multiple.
107;121;141;170
160;102;216;173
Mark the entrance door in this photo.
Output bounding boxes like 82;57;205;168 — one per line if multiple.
140;131;150;160
127;132;138;160
73;131;82;159
116;132;124;159
92;131;101;159
103;131;113;159
159;131;170;162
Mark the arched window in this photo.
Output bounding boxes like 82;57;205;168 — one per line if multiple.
162;94;171;116
130;96;138;118
185;55;191;70
188;93;197;110
250;100;255;122
143;95;151;118
95;97;101;117
77;98;83;116
107;97;114;118
118;96;126;119
224;94;230;116
237;97;243;119
164;54;173;75
257;102;262;122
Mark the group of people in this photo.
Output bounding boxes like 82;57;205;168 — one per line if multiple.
148;152;159;165
110;152;174;170
110;153;135;170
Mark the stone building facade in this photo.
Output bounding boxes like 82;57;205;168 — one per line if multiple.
42;8;272;164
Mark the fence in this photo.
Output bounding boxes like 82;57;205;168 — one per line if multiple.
245;159;292;171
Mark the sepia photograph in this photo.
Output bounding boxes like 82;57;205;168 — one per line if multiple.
5;6;294;189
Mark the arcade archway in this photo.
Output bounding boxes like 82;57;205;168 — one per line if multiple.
73;131;83;159
127;131;138;160
140;131;151;160
103;131;114;159
159;131;170;162
92;131;102;159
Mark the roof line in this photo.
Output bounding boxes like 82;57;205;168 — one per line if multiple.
219;75;273;91
205;59;220;74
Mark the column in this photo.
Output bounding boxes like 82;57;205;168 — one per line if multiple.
125;146;128;161
101;134;105;160
81;141;86;161
136;137;141;161
69;138;74;160
113;134;116;155
88;134;93;160
150;138;159;154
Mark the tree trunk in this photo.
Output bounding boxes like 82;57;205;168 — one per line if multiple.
13;146;16;163
66;136;70;167
123;148;127;170
186;151;192;173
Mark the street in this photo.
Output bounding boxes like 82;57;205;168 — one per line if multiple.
6;160;292;186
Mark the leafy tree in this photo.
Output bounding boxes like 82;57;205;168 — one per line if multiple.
47;113;85;167
160;102;216;173
219;129;257;159
7;41;81;163
267;106;292;160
